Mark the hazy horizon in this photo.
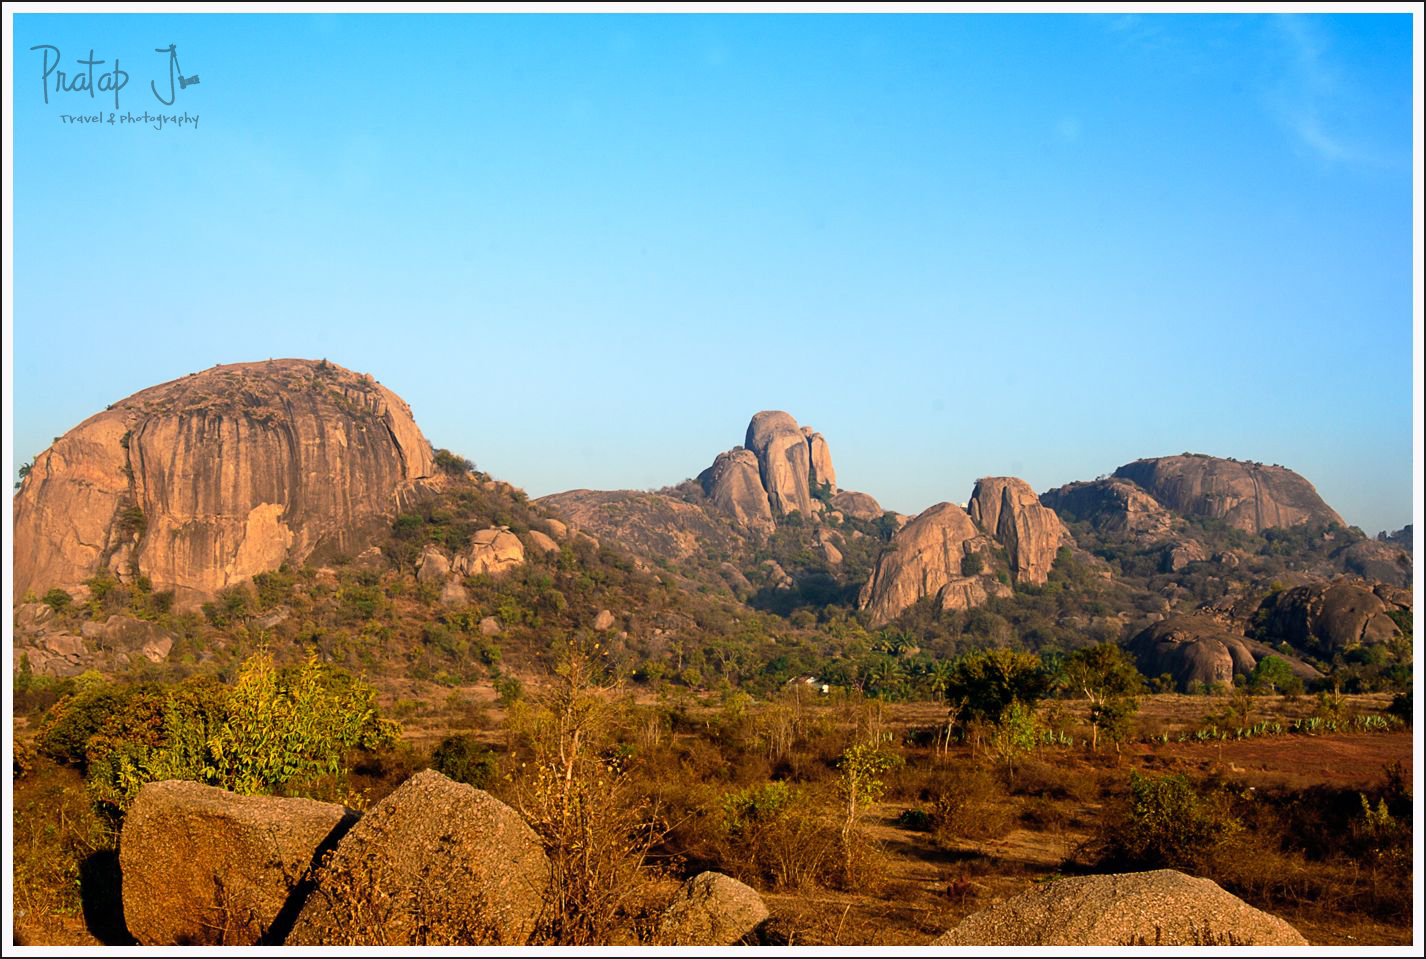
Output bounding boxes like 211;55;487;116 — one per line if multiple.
10;13;1417;535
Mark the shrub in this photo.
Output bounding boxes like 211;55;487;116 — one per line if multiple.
509;638;661;945
494;675;524;707
1095;772;1242;872
204;653;399;799
716;781;835;889
432;734;498;789
41;653;399;814
434;449;476;476
42;588;72;613
930;764;1013;842
1386;690;1412;726
202;586;253;627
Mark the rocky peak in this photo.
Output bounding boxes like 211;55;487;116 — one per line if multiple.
1112;454;1344;534
13;359;435;603
967;477;1071;585
802;427;836;492
698;411;856;529
697;448;775;534
859;502;1009;625
744;411;816;517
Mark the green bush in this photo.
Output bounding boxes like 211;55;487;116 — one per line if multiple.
1097;772;1242;872
39;653;399;814
494;675;524;707
41;589;72;613
715;781;834;889
431;734;498;788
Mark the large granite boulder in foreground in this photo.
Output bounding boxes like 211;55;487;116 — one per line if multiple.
119;780;356;945
655;871;769;945
934;870;1308;945
287;769;549;946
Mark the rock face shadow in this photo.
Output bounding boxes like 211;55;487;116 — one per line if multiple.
261;810;361;945
80;849;135;945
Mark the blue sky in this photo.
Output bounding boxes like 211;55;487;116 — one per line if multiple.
9;12;1417;534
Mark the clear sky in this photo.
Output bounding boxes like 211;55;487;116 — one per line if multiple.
9;12;1417;535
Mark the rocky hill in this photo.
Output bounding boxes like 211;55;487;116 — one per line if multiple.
14;360;435;605
537;411;888;553
11;371;1411;697
1111;454;1345;533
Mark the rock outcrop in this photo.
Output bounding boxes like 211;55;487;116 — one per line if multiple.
830;490;883;521
655;871;769;945
541;412;883;568
697;449;774;533
803;428;836;492
416;546;451;585
1334;539;1411;588
453;528;526;577
120;780;356;945
1377;525;1412;550
537;489;744;562
288;769;549;946
744;412;815;517
933;870;1308;945
1127;616;1321;691
859;503;1009;625
525;529;560;555
1254;580;1411;659
1160;539;1208;573
15;609;176;677
13;359;434;604
968;477;1070;585
1113;454;1344;534
1041;478;1176;537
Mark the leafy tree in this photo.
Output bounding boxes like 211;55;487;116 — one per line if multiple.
206;652;398;797
1248;655;1304;697
1098;772;1242;872
432;733;498;788
1061;643;1145;751
43;653;398;813
943;648;1050;728
433;449;476;476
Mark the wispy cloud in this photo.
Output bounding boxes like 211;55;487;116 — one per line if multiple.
1266;14;1393;168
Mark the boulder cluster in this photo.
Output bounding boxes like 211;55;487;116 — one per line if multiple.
697;411;870;530
1125;615;1321;691
119;771;771;947
859;478;1071;625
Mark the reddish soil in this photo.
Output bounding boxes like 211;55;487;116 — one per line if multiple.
1131;731;1413;790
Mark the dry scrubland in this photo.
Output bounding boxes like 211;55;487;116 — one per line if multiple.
12;656;1412;947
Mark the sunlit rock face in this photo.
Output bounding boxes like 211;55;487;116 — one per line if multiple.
13;359;434;603
859;502;1009;625
968;476;1071;586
